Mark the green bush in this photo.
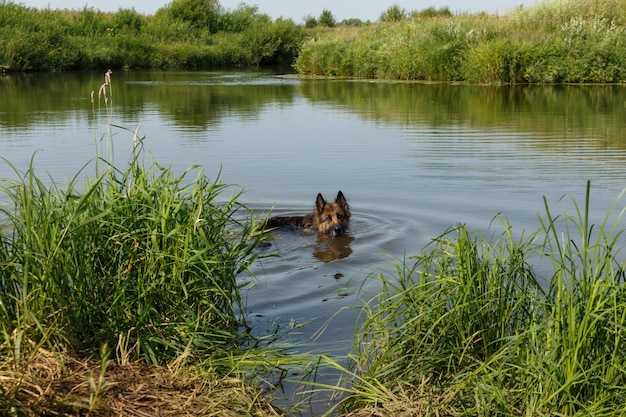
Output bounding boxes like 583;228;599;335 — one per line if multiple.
295;38;350;76
241;18;303;65
464;38;535;83
318;9;336;27
112;8;146;35
217;4;262;32
70;6;114;37
379;5;406;23
165;0;221;32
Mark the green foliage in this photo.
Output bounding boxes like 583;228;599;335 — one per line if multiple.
0;7;69;70
0;69;270;364
146;12;195;43
318;9;336;28
0;0;30;26
297;0;626;83
241;18;304;65
340;18;364;27
218;4;264;32
165;0;221;32
379;4;406;23
112;8;146;35
0;1;304;71
410;6;453;19
332;182;626;415
295;37;352;77
6;0;625;80
304;14;318;28
463;37;534;83
71;6;114;37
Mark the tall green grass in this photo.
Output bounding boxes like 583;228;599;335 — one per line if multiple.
296;0;626;83
0;70;270;367
331;182;626;415
0;141;269;365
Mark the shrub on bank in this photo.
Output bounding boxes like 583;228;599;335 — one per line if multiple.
0;72;270;368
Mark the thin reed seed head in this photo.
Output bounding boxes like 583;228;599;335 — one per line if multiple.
104;69;112;85
98;83;108;104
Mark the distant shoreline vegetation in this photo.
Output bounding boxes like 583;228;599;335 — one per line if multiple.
295;0;626;84
0;0;305;71
1;0;626;82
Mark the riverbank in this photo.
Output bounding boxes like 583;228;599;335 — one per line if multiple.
0;0;303;71
295;0;626;83
2;0;626;84
0;346;281;416
0;73;303;415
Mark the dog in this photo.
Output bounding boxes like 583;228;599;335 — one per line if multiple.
266;191;350;237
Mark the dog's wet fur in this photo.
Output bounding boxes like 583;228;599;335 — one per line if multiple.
266;191;350;236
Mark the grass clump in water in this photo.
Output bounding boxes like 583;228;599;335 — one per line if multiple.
332;182;626;415
0;145;267;364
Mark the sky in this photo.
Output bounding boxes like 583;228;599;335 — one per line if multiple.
17;0;539;23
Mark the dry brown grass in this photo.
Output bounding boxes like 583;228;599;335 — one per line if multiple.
336;383;456;417
0;342;280;417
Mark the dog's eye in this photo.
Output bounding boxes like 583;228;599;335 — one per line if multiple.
325;215;332;222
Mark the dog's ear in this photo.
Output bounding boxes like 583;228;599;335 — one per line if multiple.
315;193;326;212
336;191;349;209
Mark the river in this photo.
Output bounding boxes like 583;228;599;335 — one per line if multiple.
2;69;626;413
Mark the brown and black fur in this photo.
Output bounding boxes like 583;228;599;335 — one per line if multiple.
266;191;350;236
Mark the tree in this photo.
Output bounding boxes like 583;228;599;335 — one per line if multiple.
411;6;453;18
166;0;221;32
340;18;364;27
303;14;318;28
318;9;336;27
218;4;265;32
380;4;406;22
113;8;145;34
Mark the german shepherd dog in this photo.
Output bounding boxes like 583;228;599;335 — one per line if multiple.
266;191;350;236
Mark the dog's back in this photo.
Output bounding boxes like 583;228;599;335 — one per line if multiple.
265;216;306;229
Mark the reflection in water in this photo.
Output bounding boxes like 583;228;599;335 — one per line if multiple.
262;227;354;263
313;234;354;263
2;71;626;151
0;69;299;132
298;81;626;148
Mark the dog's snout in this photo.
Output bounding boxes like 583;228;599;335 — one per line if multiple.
330;224;345;236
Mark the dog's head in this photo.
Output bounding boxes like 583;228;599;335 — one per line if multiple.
314;191;350;236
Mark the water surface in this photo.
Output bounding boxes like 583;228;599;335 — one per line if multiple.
2;70;626;412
